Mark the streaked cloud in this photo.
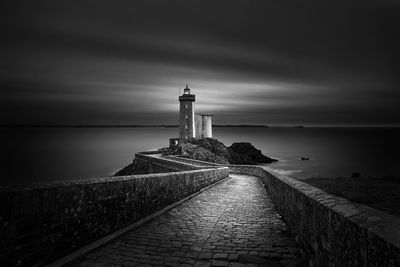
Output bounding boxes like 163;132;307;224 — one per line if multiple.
1;0;399;125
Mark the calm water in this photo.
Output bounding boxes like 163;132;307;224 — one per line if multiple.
1;127;399;185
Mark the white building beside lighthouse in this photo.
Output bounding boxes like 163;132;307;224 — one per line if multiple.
195;114;212;138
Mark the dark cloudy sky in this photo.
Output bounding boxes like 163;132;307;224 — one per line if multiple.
1;0;400;126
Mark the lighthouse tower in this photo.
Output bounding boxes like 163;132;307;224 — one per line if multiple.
179;84;196;142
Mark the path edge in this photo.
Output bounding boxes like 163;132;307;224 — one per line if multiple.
46;176;231;267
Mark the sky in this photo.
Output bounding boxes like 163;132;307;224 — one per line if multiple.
1;0;400;126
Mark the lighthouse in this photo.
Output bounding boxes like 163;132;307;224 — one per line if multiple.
179;84;196;142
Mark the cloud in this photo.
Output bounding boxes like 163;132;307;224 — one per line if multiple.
1;0;400;125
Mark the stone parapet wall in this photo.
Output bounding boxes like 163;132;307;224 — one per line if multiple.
230;165;400;267
135;153;207;173
130;155;400;266
164;155;222;167
0;166;229;266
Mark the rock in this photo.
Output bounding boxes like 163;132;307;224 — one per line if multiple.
117;138;278;175
167;139;277;165
114;160;149;176
190;138;232;162
169;140;229;164
228;142;278;165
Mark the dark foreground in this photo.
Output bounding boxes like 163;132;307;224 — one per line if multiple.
303;176;400;217
76;174;306;267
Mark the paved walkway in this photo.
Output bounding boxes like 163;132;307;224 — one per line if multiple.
76;175;306;267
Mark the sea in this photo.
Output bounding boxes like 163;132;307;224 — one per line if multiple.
1;127;399;185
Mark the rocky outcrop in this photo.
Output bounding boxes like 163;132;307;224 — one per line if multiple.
115;138;277;176
228;142;277;164
114;160;149;176
167;138;277;165
167;141;229;164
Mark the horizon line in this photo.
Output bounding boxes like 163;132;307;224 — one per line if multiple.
1;124;399;128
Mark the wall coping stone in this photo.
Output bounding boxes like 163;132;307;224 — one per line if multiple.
258;166;400;248
164;155;222;167
0;166;227;193
135;152;208;171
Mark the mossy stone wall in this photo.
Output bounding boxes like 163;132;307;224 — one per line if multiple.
0;165;229;266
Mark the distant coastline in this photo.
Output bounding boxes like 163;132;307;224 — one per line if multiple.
0;124;179;128
1;124;270;128
2;124;399;128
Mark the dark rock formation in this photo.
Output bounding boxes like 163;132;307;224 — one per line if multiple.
167;138;277;165
190;138;232;161
114;160;149;176
115;138;277;176
168;140;229;164
228;142;278;164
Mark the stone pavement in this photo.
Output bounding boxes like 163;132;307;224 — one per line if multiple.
76;174;307;267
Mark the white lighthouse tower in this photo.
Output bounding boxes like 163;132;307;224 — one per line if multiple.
178;84;196;142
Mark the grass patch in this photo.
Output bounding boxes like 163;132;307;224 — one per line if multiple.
302;176;400;217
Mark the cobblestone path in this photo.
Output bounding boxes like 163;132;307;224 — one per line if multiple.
77;174;306;267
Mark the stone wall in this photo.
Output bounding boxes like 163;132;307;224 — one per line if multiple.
135;153;207;173
133;155;400;266
0;166;229;266
164;155;222;167
230;165;400;267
